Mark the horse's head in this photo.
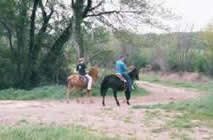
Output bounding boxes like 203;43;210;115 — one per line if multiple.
128;66;139;81
88;67;99;81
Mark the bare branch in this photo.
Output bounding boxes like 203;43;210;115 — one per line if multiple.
29;0;40;54
88;0;104;11
39;0;47;19
95;15;118;30
82;0;174;33
71;0;75;8
86;10;145;17
82;0;92;18
38;0;54;35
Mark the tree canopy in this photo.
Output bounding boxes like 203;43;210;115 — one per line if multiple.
0;0;173;88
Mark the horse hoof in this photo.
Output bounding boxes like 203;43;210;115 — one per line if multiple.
117;103;120;106
127;102;130;105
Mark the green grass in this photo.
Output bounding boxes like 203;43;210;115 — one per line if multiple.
167;115;192;129
133;96;213;126
0;83;148;100
0;124;116;140
138;73;213;122
142;73;213;92
0;85;66;100
132;93;213;123
170;131;192;140
161;94;213;120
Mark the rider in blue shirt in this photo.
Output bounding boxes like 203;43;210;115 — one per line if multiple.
115;55;132;92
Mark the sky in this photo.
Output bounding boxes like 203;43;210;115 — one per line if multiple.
162;0;213;32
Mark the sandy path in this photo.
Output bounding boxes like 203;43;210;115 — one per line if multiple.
0;81;209;139
135;81;200;104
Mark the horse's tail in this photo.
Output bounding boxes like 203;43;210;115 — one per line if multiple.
100;77;109;97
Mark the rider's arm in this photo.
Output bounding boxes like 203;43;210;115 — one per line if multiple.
76;64;79;72
122;62;128;72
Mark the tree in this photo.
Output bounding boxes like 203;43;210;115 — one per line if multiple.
70;0;173;58
0;0;173;88
0;0;71;88
202;22;213;75
0;0;29;87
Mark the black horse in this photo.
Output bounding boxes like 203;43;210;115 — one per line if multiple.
100;67;139;106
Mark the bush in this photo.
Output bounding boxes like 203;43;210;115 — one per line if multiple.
192;53;208;73
0;48;16;89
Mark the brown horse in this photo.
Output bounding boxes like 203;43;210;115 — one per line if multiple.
66;67;99;102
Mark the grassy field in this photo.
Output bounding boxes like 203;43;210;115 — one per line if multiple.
140;73;213;123
0;85;66;100
0;124;116;140
142;73;213;91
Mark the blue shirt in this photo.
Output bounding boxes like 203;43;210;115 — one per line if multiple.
115;60;128;74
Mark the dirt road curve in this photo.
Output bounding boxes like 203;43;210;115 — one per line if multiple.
0;81;206;139
136;81;200;104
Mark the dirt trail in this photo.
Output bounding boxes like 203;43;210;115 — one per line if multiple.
0;81;210;139
136;81;200;104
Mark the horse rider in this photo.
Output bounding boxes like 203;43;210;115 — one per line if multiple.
115;55;132;92
76;57;93;92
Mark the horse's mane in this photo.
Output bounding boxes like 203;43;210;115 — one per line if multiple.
128;66;137;74
88;67;98;74
128;66;138;80
88;67;99;80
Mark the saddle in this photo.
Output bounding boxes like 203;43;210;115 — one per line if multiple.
79;75;88;86
114;74;127;83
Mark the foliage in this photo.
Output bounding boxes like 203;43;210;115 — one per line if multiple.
126;32;209;74
202;22;213;75
0;0;173;89
83;27;114;67
1;25;212;89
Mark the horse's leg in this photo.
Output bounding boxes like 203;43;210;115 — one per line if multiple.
66;79;73;103
66;83;70;103
113;90;120;106
101;88;108;106
87;90;94;103
125;90;131;105
66;87;70;103
102;95;105;106
86;90;90;96
67;87;75;103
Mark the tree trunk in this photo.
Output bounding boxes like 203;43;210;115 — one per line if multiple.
14;0;28;88
23;0;40;88
72;0;84;59
40;21;73;82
